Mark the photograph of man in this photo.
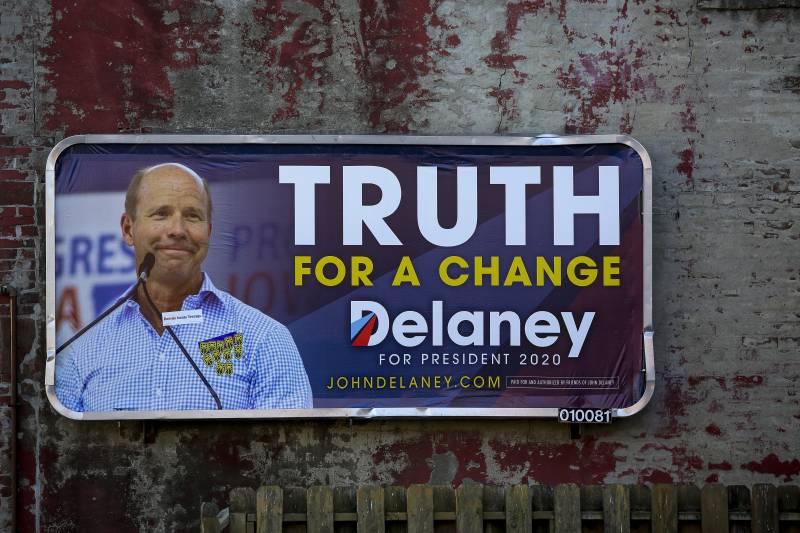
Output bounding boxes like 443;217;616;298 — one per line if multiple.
55;163;313;411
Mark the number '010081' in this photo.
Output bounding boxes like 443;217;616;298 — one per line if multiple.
557;408;612;424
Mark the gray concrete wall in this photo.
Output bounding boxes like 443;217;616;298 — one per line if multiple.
1;0;798;530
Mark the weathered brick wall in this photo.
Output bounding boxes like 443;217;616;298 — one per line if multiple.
1;0;798;530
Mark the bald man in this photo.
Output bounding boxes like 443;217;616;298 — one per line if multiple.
55;163;313;412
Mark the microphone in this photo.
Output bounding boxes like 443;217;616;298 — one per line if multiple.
138;252;155;281
56;254;152;354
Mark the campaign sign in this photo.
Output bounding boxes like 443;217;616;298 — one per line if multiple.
45;135;654;420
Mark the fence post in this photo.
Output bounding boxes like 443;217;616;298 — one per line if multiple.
357;485;385;533
256;486;282;533
530;485;554;532
506;485;531;533
306;485;334;533
208;482;800;532
603;484;630;533
701;484;728;533
651;484;677;533
777;485;800;521
230;487;256;533
201;501;221;533
554;484;580;533
752;484;778;533
407;484;434;533
456;484;483;533
729;485;751;527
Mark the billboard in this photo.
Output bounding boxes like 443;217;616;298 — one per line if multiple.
45;135;654;420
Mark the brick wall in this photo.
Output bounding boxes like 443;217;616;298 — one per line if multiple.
1;1;798;530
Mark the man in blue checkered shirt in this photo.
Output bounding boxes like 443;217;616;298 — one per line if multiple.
55;163;313;411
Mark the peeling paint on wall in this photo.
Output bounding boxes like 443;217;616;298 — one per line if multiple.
1;0;799;530
41;0;223;134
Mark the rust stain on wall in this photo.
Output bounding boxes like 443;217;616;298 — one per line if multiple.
675;146;695;185
655;376;694;439
242;0;333;122
41;0;222;134
489;436;625;485
556;47;660;134
555;0;662;135
638;468;674;484
654;444;704;481
351;0;457;131
482;1;544;131
483;1;543;71
372;432;489;485
743;454;800;482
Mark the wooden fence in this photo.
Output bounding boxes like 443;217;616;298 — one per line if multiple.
201;483;800;533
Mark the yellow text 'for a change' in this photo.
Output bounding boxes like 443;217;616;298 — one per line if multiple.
294;255;621;288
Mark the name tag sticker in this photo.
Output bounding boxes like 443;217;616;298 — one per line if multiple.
162;309;204;326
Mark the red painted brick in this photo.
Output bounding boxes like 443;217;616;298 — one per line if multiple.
0;169;28;180
0;182;33;204
743;454;800;482
0;225;36;238
0;238;34;248
0;80;31;90
0;208;34;225
0;146;31;157
0;216;34;226
17;226;37;237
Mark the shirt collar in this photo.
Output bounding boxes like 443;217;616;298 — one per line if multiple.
122;272;225;314
194;272;226;307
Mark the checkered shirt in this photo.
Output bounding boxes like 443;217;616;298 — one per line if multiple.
55;274;313;411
